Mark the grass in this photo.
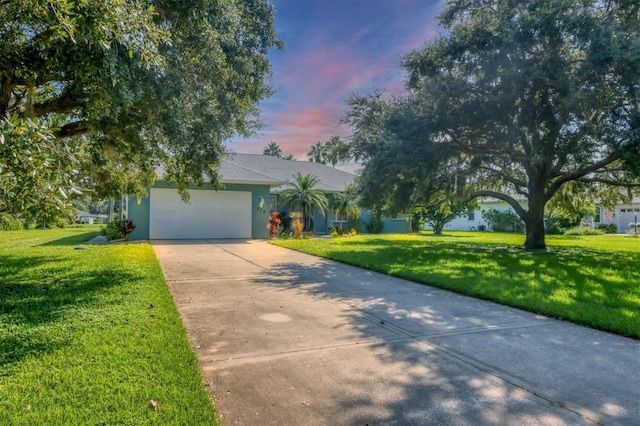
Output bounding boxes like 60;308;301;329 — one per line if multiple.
272;232;640;338
0;227;218;425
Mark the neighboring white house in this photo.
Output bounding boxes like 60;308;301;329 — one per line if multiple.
426;197;640;234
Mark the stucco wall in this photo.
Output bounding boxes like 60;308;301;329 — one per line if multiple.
127;181;272;240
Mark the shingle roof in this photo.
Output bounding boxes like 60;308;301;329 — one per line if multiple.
221;153;355;193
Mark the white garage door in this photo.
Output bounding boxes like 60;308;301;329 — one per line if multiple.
150;188;252;239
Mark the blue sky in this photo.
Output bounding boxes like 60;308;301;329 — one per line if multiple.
228;0;445;159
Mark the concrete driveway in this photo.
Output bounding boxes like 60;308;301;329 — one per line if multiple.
152;239;640;426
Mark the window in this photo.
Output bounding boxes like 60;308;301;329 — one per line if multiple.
468;211;475;221
270;195;277;211
333;211;346;222
595;207;601;223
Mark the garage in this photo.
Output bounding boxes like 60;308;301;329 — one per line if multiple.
149;188;252;239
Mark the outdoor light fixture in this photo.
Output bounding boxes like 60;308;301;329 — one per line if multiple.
258;196;266;211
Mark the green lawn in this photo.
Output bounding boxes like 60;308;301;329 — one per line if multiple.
0;227;218;425
273;232;640;338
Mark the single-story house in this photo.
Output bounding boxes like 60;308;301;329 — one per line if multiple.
127;153;411;240
428;197;640;234
75;211;108;224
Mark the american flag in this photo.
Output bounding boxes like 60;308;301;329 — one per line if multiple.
603;208;613;222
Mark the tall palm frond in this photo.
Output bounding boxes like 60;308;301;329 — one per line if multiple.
280;173;328;230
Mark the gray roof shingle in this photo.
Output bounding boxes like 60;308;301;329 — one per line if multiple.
222;153;355;193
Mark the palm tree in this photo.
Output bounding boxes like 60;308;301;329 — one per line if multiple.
331;185;360;230
263;141;283;158
307;141;327;164
325;136;350;167
279;173;328;231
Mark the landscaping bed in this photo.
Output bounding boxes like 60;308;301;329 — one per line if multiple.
272;232;640;338
0;227;218;425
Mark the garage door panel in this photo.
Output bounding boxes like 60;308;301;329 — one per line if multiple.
150;189;251;239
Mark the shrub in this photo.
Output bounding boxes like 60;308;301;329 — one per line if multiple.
597;223;617;234
482;209;524;232
347;218;363;234
278;211;292;231
290;212;304;237
0;216;24;231
545;215;564;235
366;214;384;234
410;212;425;233
105;219;136;241
564;226;604;236
267;211;281;239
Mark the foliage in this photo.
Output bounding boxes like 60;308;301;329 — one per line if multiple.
366;214;384;234
410;211;425;233
420;199;471;235
1;0;281;199
544;215;565;235
325;136;351;167
272;232;640;338
104;219;135;241
267;211;281;239
0;228;219;424
263;142;283;158
279;173;328;231
344;0;640;250
331;185;360;230
482;209;525;233
597;223;618;234
0;216;24;231
329;226;358;237
0;116;81;224
307;136;350;166
564;227;604;236
347;218;363;234
307;142;328;164
290;212;304;238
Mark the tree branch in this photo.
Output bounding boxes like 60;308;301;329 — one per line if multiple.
462;190;527;220
576;177;640;187
545;152;621;201
32;91;82;116
54;121;90;138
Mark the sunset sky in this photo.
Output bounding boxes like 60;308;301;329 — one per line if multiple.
228;0;445;160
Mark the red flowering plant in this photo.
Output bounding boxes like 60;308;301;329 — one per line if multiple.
267;211;281;239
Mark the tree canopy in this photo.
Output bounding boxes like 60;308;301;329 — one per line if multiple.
307;136;350;166
263;142;283;158
279;173;328;231
0;0;281;219
345;0;640;249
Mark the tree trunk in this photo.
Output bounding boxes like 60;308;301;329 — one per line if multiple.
433;222;444;235
523;179;547;250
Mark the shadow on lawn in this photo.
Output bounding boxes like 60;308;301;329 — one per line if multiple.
0;252;140;371
38;230;101;246
248;254;640;425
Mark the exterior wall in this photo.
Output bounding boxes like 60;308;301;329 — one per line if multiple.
425;201;524;232
593;205;640;234
360;210;412;234
424;199;640;234
127;181;272;240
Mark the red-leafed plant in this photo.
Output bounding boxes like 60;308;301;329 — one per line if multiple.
267;211;281;239
121;219;136;241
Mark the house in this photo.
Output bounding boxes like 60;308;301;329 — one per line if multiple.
75;211;108;224
127;153;411;240
428;196;640;234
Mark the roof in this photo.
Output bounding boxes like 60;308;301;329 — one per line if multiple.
223;153;355;193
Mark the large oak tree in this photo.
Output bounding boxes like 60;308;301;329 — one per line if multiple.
345;0;640;249
1;0;280;219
